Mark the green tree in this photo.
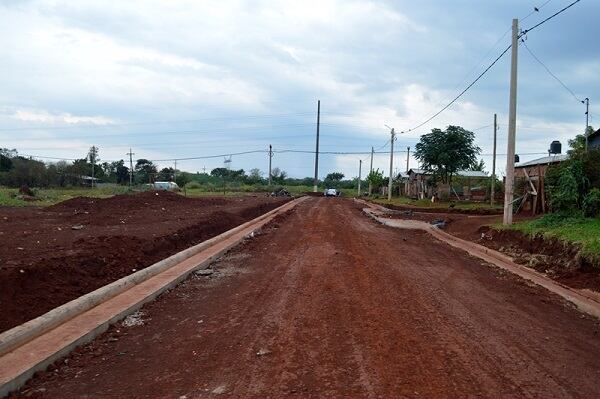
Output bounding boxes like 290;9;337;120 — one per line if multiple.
247;168;264;184
470;159;486;172
414;125;481;184
366;168;385;191
135;159;158;183
568;126;594;158
324;172;344;187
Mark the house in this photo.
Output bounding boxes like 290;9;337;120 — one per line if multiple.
513;154;569;214
589;128;600;149
404;169;488;200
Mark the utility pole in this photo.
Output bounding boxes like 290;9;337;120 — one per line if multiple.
388;128;396;201
268;144;273;186
357;159;362;196
406;146;410;173
127;148;135;187
313;100;320;192
585;98;590;152
173;160;177;182
491;113;498;206
368;146;374;195
503;18;519;225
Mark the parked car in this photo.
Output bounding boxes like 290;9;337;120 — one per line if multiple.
324;188;339;197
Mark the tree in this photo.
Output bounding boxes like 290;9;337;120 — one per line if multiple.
247;168;263;184
366;168;385;191
568;126;594;158
470;159;486;172
135;159;158;183
271;167;287;184
324;172;344;186
157;167;175;181
113;160;130;184
414;125;481;184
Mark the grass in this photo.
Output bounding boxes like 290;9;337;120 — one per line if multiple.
499;213;600;257
371;196;503;210
0;186;133;207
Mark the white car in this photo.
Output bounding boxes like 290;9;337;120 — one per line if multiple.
324;188;338;197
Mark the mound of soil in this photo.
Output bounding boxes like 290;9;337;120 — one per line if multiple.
376;201;502;215
478;227;600;293
0;192;289;332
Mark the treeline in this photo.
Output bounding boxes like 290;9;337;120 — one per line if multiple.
0;147;362;189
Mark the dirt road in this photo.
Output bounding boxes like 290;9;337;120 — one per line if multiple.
13;198;600;398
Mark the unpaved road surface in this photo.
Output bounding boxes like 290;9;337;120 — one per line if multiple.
12;198;600;398
0;192;288;331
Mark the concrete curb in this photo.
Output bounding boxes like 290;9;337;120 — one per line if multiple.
0;196;306;398
359;201;600;320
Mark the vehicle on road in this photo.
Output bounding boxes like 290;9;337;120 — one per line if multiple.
324;188;339;197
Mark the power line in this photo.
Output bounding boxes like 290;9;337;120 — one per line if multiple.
522;41;583;103
520;0;582;37
521;0;555;22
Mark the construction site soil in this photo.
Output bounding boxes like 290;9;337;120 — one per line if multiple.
0;191;288;332
11;198;600;398
382;208;600;294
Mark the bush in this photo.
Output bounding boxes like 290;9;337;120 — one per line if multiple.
185;181;202;189
583;188;600;218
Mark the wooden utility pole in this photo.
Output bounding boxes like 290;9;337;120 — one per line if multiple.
491;113;497;206
503;18;519;225
368;146;374;195
313;100;320;192
406;146;410;173
268;144;273;186
127;148;135;187
585;98;590;152
388;128;396;201
357;159;362;196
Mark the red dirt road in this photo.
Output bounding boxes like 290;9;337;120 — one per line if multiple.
12;198;600;398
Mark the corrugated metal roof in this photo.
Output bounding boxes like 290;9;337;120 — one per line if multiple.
515;154;568;168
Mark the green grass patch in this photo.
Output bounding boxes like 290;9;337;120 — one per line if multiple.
371;196;502;210
499;213;600;257
0;186;133;207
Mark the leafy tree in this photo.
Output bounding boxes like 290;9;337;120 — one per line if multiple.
324;172;344;187
135;159;158;183
157;167;175;181
271;167;287;184
247;168;264;184
0;148;14;172
568;126;594;158
470;159;486;172
366;168;385;191
414;125;481;184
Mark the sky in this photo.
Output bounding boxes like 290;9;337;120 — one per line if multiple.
0;0;598;180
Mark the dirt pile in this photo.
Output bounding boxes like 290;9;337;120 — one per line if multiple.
0;192;288;332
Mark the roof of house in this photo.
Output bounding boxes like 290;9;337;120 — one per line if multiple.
407;169;488;178
515;154;569;168
590;128;600;140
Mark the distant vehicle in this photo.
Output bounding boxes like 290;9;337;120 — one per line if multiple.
324;188;339;197
153;181;180;191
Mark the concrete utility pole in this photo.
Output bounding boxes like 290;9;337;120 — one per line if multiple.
357;159;362;196
585;98;590;152
503;18;519;225
127;148;135;187
368;146;374;195
491;113;498;206
388;128;396;201
313;100;321;192
268;144;273;186
406;146;410;173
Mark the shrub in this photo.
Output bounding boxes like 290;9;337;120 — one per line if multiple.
583;188;600;218
185;181;202;189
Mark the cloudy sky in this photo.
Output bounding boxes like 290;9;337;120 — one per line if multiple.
0;0;598;179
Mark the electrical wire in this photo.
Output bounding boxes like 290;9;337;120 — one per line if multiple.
522;41;583;103
520;0;582;37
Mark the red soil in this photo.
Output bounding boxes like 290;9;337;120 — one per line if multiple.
11;198;600;398
0;191;288;332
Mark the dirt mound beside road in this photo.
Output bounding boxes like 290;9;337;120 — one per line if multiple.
0;192;288;332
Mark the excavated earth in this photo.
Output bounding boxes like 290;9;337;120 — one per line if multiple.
10;198;600;398
380;207;600;294
0;191;288;332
